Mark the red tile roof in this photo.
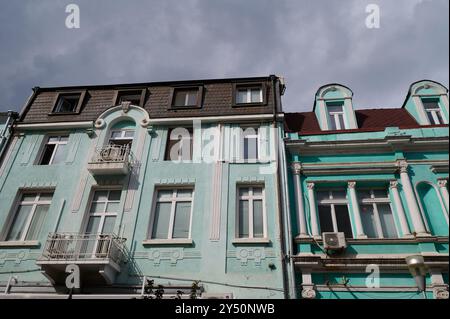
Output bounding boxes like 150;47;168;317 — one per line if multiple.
284;108;447;135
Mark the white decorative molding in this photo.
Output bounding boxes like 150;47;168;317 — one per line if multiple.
16;121;94;131
389;180;412;237
154;177;196;185
348;181;366;239
210;162;223;241
306;182;320;237
290;162;302;175
301;287;316;299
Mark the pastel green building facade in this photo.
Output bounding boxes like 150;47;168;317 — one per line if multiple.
283;80;449;299
0;76;288;298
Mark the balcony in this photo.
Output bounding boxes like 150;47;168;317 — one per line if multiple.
37;233;126;286
87;145;133;175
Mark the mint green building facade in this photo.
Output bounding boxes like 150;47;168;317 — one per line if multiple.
0;76;289;298
283;80;449;299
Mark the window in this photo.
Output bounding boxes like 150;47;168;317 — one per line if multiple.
236;87;263;104
5;192;53;241
423;99;445;125
317;190;353;238
53;93;81;113
39;136;69;165
85;190;121;235
150;188;194;239
116;90;144;106
327;103;346;130
109;130;134;147
359;189;398;238
172;88;200;108
237;186;266;239
242;127;259;161
164;128;193;161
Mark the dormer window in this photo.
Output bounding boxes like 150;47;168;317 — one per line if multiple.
233;83;266;106
53;93;81;113
114;89;146;107
422;99;445;125
170;87;203;109
327;102;346;130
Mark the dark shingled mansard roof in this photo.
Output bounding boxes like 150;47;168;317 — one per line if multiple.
284;108;447;135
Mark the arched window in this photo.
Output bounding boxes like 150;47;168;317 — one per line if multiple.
416;182;448;236
108;120;136;148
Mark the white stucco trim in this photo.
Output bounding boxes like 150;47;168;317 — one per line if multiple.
148;113;282;125
16;121;94;130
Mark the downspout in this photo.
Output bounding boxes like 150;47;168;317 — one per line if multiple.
269;75;295;299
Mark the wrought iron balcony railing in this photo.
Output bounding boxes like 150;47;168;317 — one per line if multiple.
90;144;133;164
39;233;126;265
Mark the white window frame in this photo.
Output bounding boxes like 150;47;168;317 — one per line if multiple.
359;189;398;239
236;87;263;104
108;129;135;145
5;192;52;242
236;185;267;239
83;189;122;235
327;104;347;130
149;188;194;240
242;126;260;161
317;189;353;237
423;100;446;125
39;135;69;165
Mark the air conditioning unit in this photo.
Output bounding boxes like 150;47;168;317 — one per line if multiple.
322;232;347;250
201;293;233;299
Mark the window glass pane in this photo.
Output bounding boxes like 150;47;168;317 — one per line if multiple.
316;191;330;201
360;204;378;238
331;190;346;200
329;117;337;130
40;144;55;165
251;88;262;102
25;204;49;240
318;205;333;233
102;216;116;234
426;112;436;124
59;136;69;143
124;130;135;138
436;111;445;124
22;193;37;202
152;202;172;239
186;92;197;106
335;205;353;238
85;216;101;234
177;189;192;198
90;202;105;213
110;131;122;139
244;137;258;160
55;94;80;113
423;100;439;110
157;190;173;200
236;90;247;104
93;191;108;202
238;200;249;238
38;193;54;202
173;202;191;238
239;187;249;197
252;187;263;196
378;204;398;238
6;205;33;241
327;105;343;113
106;202;120;213
108;190;121;201
253;199;264;238
174;91;187;106
373;189;388;199
51;144;66;164
338;114;346;129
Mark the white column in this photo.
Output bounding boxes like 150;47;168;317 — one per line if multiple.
390;181;412;238
291;163;308;237
398;160;428;236
306;182;320;237
347;181;367;239
438;179;449;213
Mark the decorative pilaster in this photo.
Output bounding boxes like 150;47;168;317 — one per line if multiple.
291;163;308;237
306;182;320;237
437;179;449;213
389;181;413;238
397;160;428;236
347;181;367;239
301;270;317;299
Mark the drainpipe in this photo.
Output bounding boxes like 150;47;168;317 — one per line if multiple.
270;75;295;299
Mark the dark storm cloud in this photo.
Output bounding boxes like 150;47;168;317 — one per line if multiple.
0;0;448;112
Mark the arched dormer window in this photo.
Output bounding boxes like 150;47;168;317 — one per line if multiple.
313;84;358;131
404;80;449;125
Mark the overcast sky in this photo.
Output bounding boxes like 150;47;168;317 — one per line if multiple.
0;0;448;113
